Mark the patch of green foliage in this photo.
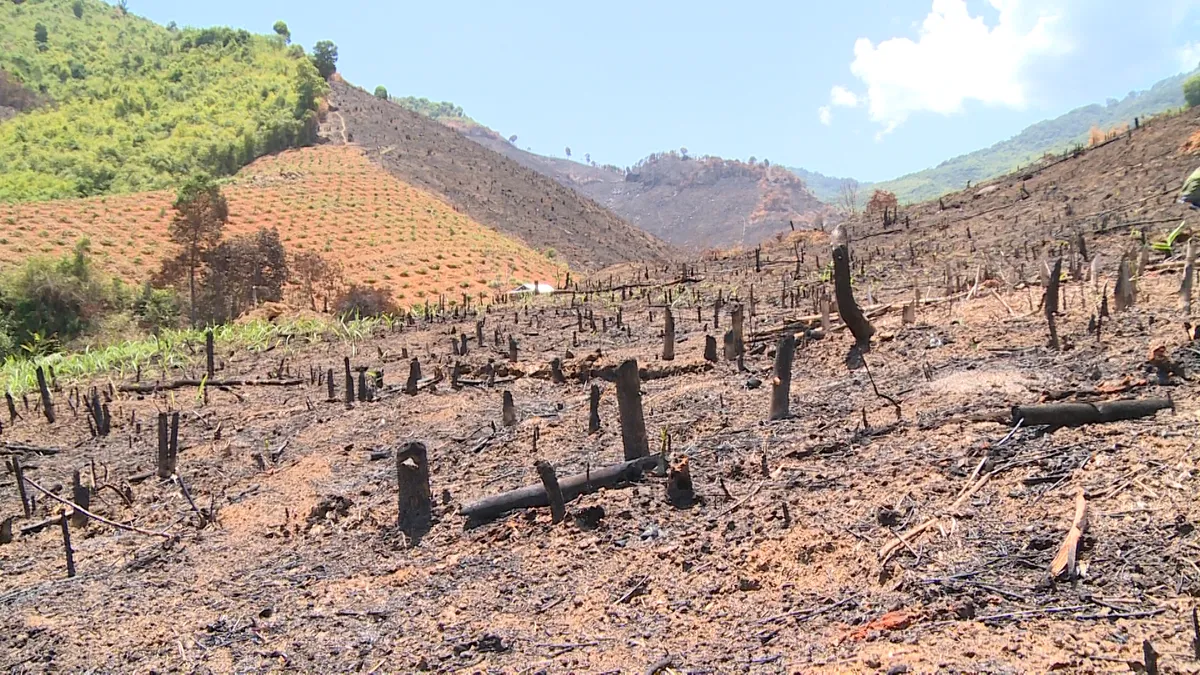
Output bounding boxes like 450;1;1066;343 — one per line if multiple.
1186;73;1200;108
0;0;328;201
393;95;476;124
0;313;387;395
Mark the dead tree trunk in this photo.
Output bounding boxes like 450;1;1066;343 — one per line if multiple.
769;333;795;421
405;358;421;396
11;456;30;517
69;470;89;528
156;412;172;479
35;366;54;424
205;329;215;379
833;243;875;348
1114;257;1135;312
395;441;432;545
588;384;601;434
502;390;517;427
662;307;675;361
460;454;661;525
1045;258;1062;349
616;359;649;460
1182;239;1195;315
60;514;75;578
1013;398;1172;428
534;460;566;524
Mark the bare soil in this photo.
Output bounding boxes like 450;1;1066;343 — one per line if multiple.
5;98;1200;675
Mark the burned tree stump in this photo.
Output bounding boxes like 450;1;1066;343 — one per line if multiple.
1045;258;1062;349
723;304;745;361
405;358;421;396
5;392;17;423
1114;257;1135;312
662;307;675;361
156;412;172;479
475;320;484;348
535;460;566;524
396;442;432;545
69;470;89;528
35;366;54;424
588;384;601;434
616;359;649;460
769;333;795;421
343;357;354;408
460;333;468;357
326;368;335;402
508;335;519;363
0;516;12;545
502;390;517;427
666;456;695;508
60;514;75;578
357;369;369;402
11;456;30;517
205;329;215;379
550;358;566;384
704;335;717;362
1183;239;1196;315
832;243;875;349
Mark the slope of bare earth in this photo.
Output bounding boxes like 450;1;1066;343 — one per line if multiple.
327;80;674;271
464;133;832;250
8;108;1200;674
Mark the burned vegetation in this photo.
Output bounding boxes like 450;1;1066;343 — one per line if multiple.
3;109;1200;673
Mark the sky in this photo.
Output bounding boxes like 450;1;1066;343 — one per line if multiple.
134;0;1200;183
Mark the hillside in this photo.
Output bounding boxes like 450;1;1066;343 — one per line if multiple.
327;80;673;270
0;0;325;201
463;132;830;248
0;145;564;303
796;69;1197;206
8;101;1200;673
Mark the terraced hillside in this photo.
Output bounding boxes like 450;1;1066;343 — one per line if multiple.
329;81;674;270
0;146;564;304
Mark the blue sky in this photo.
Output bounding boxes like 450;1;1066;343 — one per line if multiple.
135;0;1200;183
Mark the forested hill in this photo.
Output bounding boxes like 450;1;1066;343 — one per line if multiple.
0;0;326;201
790;69;1196;205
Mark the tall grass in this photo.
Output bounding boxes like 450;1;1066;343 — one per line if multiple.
0;315;388;395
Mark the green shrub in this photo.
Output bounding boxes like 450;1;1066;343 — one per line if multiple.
1186;74;1200;108
0;240;111;353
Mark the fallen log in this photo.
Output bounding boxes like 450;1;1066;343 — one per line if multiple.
460;454;662;526
119;378;303;394
2;442;61;455
1012;398;1172;428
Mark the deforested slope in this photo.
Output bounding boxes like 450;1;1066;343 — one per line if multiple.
328;80;674;270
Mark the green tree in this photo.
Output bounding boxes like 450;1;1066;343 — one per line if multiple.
72;0;84;19
1186;74;1200;108
165;176;229;326
311;40;338;80
34;23;48;51
374;85;388;99
116;0;128;15
273;20;290;44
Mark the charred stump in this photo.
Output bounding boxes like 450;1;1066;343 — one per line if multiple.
662;307;675;361
395;442;432;546
588;384;601;434
769;333;795;421
832;243;874;349
535;460;566;524
616;359;649;460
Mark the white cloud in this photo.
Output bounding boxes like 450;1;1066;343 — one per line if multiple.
818;106;833;125
830;85;859;108
844;0;1071;134
1180;41;1200;71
